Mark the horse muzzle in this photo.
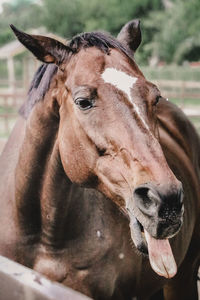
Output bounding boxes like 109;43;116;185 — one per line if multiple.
133;182;184;238
128;182;184;278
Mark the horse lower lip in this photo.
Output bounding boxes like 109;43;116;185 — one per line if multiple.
130;216;148;255
130;217;177;278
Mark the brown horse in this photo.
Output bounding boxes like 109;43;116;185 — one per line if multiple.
0;20;199;299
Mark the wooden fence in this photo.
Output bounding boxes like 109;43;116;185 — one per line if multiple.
0;255;90;300
0;79;200;137
153;79;200;101
0;91;26;136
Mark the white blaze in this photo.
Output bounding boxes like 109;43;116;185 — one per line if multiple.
101;67;150;131
102;68;137;100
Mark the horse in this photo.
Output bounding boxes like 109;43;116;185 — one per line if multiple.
0;19;199;300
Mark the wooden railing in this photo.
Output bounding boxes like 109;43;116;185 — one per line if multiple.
0;79;199;137
0;92;25;107
0;91;26;136
0;255;90;300
153;80;200;101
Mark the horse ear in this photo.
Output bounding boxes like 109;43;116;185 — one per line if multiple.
117;19;142;55
10;24;71;65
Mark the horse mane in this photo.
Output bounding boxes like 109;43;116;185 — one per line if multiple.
20;31;131;118
19;64;58;118
68;31;130;57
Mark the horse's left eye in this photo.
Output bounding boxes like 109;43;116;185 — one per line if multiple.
154;96;161;106
75;98;94;110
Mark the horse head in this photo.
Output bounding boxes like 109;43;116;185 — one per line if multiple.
11;20;184;278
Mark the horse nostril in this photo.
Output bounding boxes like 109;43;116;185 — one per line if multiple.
133;183;184;219
133;185;160;216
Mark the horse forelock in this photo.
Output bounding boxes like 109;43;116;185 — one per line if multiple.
19;31;133;119
68;31;132;59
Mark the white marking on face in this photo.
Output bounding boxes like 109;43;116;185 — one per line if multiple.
101;67;150;131
102;68;137;101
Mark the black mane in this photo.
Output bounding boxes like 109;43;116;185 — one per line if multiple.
20;31;131;118
68;31;130;57
19;64;58;118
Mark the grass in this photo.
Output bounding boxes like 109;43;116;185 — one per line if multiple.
0;106;16;114
141;65;200;81
170;98;200;106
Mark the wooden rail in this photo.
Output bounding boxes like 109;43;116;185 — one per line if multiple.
0;113;18;135
153;80;200;100
0;92;26;108
154;80;200;89
0;255;90;300
0;79;199;137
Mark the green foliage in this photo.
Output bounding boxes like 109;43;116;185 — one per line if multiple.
145;0;200;63
42;0;162;38
41;0;84;38
0;0;42;46
41;0;163;63
0;0;200;64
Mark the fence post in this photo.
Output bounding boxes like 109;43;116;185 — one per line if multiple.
180;81;186;108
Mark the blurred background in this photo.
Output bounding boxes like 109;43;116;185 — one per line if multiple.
0;0;200;152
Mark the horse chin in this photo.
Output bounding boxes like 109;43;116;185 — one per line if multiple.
129;214;182;279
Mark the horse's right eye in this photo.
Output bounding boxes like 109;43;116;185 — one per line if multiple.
153;96;161;106
75;98;94;110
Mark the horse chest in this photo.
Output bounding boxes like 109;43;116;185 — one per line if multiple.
31;190;141;297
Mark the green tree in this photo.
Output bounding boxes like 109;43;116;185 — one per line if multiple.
2;0;199;64
42;0;162;38
145;0;200;63
41;0;163;62
0;0;42;46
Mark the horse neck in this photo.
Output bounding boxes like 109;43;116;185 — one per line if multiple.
15;99;73;247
